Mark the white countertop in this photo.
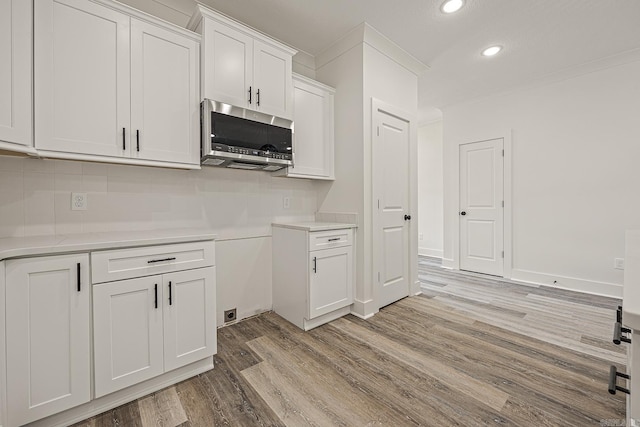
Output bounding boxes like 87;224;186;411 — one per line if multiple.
624;230;640;330
0;228;217;260
272;222;357;232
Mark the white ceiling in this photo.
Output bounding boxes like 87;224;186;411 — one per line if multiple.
194;0;640;122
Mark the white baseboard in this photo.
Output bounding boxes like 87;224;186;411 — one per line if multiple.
441;258;455;269
510;268;622;299
418;248;443;258
350;298;378;319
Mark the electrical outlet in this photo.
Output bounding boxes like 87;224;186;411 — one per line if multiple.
283;196;291;209
615;258;625;270
71;193;87;211
419;233;424;240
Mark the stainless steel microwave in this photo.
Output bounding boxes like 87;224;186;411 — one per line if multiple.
200;99;293;171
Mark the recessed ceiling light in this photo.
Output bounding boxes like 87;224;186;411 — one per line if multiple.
441;0;465;14
481;45;502;57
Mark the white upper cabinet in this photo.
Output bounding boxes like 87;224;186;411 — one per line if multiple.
130;18;199;165
189;5;296;119
35;0;200;168
35;0;131;158
0;0;33;151
275;74;335;180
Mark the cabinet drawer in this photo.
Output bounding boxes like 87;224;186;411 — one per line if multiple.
92;241;215;283
309;229;352;251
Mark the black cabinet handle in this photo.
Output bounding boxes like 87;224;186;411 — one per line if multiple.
136;130;140;152
77;263;81;292
608;365;630;395
154;284;158;309
404;214;411;221
257;89;260;106
613;322;631;345
168;281;172;305
313;257;317;273
147;257;176;264
328;238;341;242
122;127;126;150
248;86;252;104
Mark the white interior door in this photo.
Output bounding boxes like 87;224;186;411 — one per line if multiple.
374;106;411;308
459;139;504;276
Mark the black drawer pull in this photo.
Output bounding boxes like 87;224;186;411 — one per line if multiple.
613;322;631;345
609;365;630;395
147;257;176;264
328;238;341;242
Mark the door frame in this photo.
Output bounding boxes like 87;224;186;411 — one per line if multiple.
451;130;513;279
371;98;420;310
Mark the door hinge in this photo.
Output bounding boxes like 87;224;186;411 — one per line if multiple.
377;126;380;137
502;149;504;156
502;200;504;207
378;199;380;209
501;251;504;258
378;272;380;282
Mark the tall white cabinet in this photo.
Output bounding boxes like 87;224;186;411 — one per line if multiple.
0;0;33;152
35;0;200;168
188;5;296;120
5;254;91;427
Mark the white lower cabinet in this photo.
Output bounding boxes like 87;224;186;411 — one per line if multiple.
273;224;355;330
93;258;216;397
5;254;91;427
1;239;216;427
309;247;353;319
93;275;164;398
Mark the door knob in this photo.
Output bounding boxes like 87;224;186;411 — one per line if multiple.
460;211;467;216
404;214;411;221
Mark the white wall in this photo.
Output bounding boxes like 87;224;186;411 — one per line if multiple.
418;120;443;258
442;59;640;297
0;155;318;323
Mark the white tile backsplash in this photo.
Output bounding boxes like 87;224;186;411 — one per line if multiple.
0;155;321;239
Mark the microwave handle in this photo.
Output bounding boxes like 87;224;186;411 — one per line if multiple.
201;100;214;157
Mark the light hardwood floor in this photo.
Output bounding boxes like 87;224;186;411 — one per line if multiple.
74;256;626;426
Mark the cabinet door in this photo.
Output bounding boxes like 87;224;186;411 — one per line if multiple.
163;267;217;372
35;0;131;157
130;19;199;165
0;0;32;147
308;247;353;319
202;21;253;109
5;254;90;426
291;78;334;178
253;40;293;119
93;275;164;398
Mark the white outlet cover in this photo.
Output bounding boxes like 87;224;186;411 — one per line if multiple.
283;196;291;209
71;193;87;211
614;258;625;270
